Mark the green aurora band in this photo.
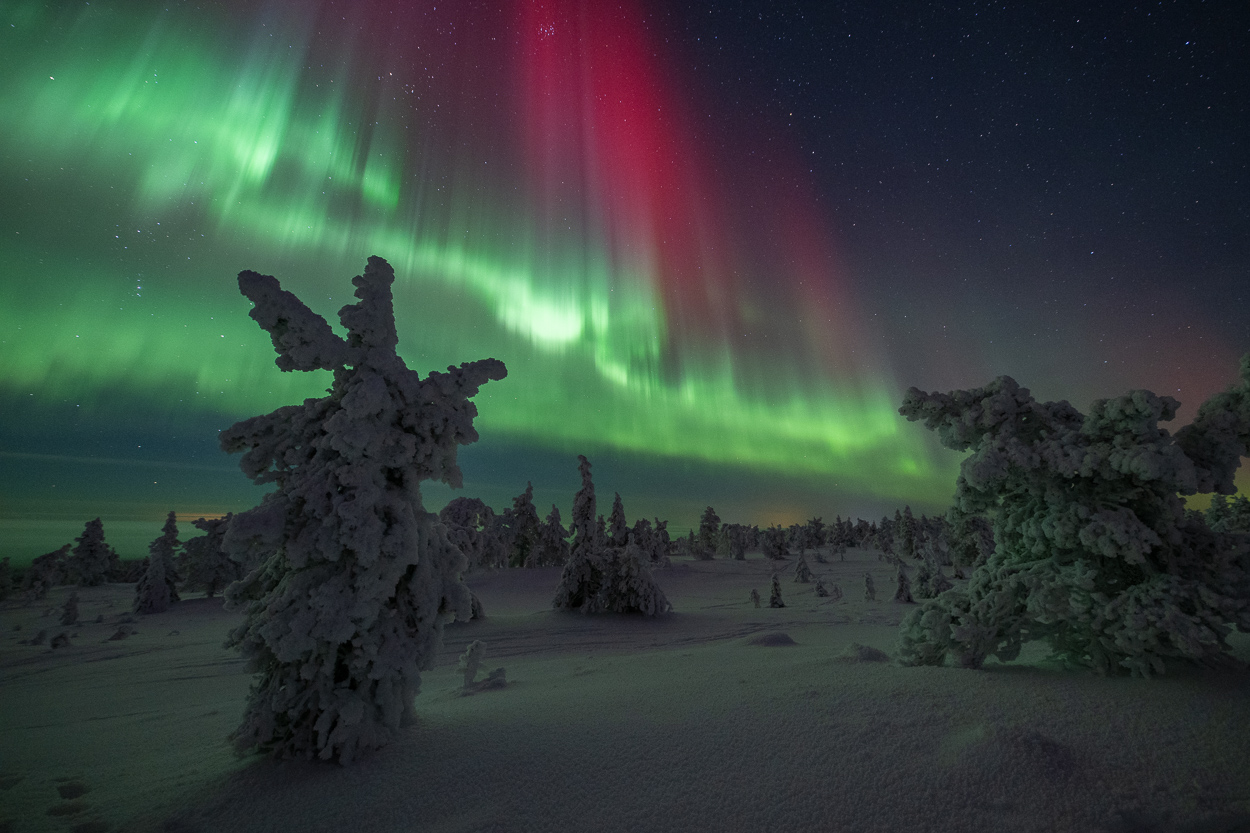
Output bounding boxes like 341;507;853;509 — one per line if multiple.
0;1;956;522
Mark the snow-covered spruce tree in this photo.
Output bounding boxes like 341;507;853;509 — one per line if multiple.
69;518;119;586
553;455;604;611
769;573;785;608
134;512;181;614
218;256;506;763
750;588;761;608
864;573;877;602
597;540;673;615
532;504;570;567
608;492;629;548
697;506;720;558
897;358;1250;676
505;483;542;568
180;514;242;598
893;563;914;603
794;553;814;583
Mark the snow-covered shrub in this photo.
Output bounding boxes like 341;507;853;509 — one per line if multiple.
68;518;120;586
828;582;844;602
61;591;79;625
458;640;485;689
769;573;785;608
219;256;506;763
864;573;876;602
180;514;242;598
750;588;761;608
814;575;829;597
897;357;1250;676
457;640;507;693
134;512;180;614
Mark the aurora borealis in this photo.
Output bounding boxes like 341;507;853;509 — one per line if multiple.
2;1;1248;556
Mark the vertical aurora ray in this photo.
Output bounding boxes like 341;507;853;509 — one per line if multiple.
0;0;956;513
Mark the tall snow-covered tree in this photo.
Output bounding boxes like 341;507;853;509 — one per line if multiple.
697;506;721;558
218;256;506;763
504;483;542;568
553;455;605;611
897;358;1250;676
68;517;119;586
134;511;181;613
597;541;672;616
180;514;242;598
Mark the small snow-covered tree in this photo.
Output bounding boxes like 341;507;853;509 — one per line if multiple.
68;518;119;586
769;573;785;608
134;512;180;614
794;553;813;583
897;358;1250;676
181;514;242;598
598;541;672;616
61;591;79;626
219;256;506;762
864;573;877;602
750;588;761;608
553;455;605;611
893;563;914;603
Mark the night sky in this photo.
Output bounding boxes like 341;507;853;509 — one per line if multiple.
1;0;1247;546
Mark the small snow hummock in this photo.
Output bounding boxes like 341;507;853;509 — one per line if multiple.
218;256;506;764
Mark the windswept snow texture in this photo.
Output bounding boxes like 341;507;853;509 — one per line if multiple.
2;551;1249;833
219;256;506;763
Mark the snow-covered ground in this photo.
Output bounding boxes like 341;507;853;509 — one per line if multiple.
3;548;1249;833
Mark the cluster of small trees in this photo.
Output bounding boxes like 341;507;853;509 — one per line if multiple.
551;456;672;615
10;513;242;612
